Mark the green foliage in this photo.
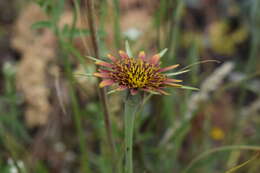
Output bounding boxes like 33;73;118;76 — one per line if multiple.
31;20;52;29
1;0;260;173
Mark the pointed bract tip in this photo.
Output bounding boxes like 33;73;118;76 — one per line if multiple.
158;48;168;57
93;72;110;78
138;51;146;60
119;50;128;59
107;54;116;61
95;61;113;68
158;64;180;73
99;80;114;88
150;54;161;64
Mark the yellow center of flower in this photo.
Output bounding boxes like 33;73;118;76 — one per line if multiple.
111;58;166;89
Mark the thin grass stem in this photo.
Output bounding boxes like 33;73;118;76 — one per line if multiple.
85;0;116;163
182;145;260;173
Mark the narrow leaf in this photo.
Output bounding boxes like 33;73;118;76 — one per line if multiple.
166;70;190;76
180;60;220;71
107;89;118;95
85;56;101;62
181;85;199;91
225;153;260;173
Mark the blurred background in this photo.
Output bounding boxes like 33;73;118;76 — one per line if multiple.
0;0;260;172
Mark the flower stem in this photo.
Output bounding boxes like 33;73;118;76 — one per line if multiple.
124;94;141;173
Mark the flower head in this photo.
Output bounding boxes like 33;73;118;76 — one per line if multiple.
94;50;185;95
210;127;225;141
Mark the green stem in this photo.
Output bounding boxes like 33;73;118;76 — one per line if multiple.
124;94;141;173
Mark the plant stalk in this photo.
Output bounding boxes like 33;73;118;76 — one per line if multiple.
124;94;140;173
